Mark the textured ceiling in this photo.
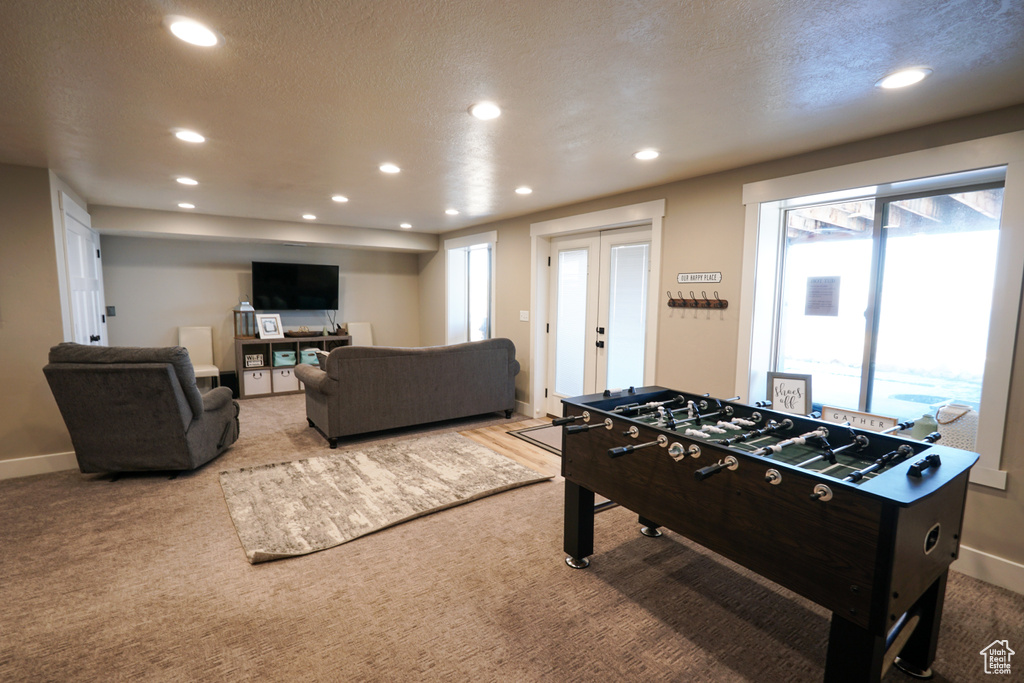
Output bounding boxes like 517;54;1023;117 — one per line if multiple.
1;0;1023;233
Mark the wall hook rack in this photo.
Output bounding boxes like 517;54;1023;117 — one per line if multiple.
667;290;728;309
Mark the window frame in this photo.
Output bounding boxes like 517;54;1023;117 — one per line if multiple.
444;231;497;345
772;180;1005;415
738;132;1024;490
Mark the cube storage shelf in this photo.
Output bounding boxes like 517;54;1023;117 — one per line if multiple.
234;334;351;399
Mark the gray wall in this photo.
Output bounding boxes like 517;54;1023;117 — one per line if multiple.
0;164;73;461
100;237;422;372
419;104;1024;569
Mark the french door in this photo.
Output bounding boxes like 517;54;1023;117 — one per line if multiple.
62;193;108;346
546;226;650;414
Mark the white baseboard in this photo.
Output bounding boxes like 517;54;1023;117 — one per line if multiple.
0;451;78;480
954;545;1024;595
515;400;531;417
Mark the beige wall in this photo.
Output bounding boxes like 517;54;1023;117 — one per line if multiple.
100;236;422;371
420;104;1024;567
0;163;74;461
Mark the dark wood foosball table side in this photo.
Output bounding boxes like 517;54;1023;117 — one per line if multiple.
559;387;977;683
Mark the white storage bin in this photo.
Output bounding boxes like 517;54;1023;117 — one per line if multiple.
243;370;272;396
273;368;299;393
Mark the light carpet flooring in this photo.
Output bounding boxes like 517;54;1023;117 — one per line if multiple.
1;393;1020;682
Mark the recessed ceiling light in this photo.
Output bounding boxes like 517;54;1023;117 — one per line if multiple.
302;214;316;220
165;16;222;47
176;177;198;185
469;102;501;120
445;209;460;215
633;149;659;160
331;195;349;203
178;202;195;209
400;223;412;229
174;129;205;143
379;163;401;174
515;186;533;195
876;68;932;89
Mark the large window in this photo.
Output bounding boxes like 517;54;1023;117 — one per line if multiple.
776;187;1004;429
446;232;496;344
740;136;1024;490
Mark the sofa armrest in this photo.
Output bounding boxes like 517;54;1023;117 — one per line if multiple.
201;386;235;412
294;364;334;394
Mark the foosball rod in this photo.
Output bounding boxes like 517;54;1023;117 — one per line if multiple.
880;420;915;435
611;395;688;416
753;428;828;457
663;395;742;428
844;432;941;482
844;445;915;482
719;419;793;446
565;418;613;434
793;425;867;468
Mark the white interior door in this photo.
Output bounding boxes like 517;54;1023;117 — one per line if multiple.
546;226;651;414
62;194;107;345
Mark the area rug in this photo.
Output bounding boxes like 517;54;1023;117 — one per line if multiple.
508;423;562;455
219;432;552;563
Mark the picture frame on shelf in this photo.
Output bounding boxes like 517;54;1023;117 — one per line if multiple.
256;313;285;339
767;372;812;415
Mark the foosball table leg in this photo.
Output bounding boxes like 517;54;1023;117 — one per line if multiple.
893;571;947;679
564;481;594;569
638;515;663;537
824;614;886;683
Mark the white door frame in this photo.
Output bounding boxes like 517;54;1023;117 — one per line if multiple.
529;199;665;417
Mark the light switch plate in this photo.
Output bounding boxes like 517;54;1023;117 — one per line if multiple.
519;310;529;322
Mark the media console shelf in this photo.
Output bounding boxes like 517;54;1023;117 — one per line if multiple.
234;334;351;399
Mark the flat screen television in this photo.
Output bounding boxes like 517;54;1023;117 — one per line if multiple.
251;261;340;311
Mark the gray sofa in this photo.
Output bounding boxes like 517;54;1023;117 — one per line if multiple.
43;343;240;473
294;338;520;447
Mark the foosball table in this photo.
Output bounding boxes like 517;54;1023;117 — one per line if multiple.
558;386;978;683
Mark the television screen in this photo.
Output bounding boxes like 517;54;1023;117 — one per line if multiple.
251;262;340;310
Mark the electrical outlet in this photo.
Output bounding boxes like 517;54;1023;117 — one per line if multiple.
519;310;529;322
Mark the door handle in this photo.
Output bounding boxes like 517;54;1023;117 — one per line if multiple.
89;334;101;342
595;340;605;348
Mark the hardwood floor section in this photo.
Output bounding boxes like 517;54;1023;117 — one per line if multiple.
460;418;562;479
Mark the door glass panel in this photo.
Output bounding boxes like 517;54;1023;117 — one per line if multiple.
466;244;491;341
777;200;875;409
869;188;1003;432
446;247;468;344
555;248;589;396
605;242;649;390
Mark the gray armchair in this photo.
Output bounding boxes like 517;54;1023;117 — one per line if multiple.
43;343;240;473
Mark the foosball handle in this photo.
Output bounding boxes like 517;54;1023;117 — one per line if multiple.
908;453;941;477
551;415;579;426
566;419;611;434
694;462;726;481
609;445;634;458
